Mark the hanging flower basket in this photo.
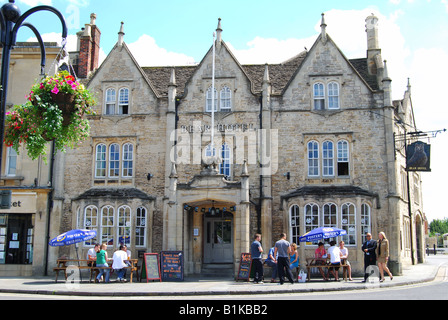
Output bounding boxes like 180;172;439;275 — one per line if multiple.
4;71;96;163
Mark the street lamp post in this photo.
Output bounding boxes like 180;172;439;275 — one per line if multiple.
0;0;67;171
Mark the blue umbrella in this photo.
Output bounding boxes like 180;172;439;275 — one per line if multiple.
49;229;97;247
49;229;97;282
299;227;347;242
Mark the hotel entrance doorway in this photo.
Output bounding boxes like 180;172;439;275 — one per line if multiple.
204;211;233;264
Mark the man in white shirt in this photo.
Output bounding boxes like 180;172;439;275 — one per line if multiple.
327;240;342;281
112;245;128;282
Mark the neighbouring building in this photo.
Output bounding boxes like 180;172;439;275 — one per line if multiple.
0;42;64;276
47;13;426;278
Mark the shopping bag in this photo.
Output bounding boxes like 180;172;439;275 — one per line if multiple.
298;270;307;283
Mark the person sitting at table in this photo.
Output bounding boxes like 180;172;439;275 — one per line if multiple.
264;247;278;283
96;243;111;283
112;245;129;282
327;240;342;281
314;242;329;281
339;240;353;281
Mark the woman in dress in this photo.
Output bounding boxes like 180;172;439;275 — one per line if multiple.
377;232;393;282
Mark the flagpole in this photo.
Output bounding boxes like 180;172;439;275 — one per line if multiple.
211;31;216;154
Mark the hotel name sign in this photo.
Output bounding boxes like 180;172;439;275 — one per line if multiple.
180;122;257;134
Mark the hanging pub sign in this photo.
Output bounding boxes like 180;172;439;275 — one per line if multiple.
406;141;431;172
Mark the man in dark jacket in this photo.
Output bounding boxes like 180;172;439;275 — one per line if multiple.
361;233;377;282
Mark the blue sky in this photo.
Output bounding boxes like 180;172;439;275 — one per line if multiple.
12;0;448;222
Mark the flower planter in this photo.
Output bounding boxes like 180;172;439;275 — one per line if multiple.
4;71;96;162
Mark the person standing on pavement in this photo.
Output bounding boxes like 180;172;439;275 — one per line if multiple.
274;233;294;285
377;232;393;282
361;233;377;282
250;233;264;284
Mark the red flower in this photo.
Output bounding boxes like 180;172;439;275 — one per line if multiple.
65;75;75;82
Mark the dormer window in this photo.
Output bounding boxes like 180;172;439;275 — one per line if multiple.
313;81;340;110
206;85;232;112
104;87;130;115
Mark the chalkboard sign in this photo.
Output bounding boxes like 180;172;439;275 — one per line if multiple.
236;252;252;281
141;253;161;282
160;251;184;282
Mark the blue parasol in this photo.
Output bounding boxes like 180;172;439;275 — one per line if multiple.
299;227;347;242
49;229;97;247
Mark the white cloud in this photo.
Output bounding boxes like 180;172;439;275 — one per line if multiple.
127;34;196;67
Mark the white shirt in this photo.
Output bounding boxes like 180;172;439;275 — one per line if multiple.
327;245;342;264
87;248;96;260
112;250;128;269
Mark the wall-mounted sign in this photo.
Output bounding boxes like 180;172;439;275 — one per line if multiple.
406;142;431;172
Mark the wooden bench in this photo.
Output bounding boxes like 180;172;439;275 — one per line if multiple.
53;259;92;282
305;258;348;281
53;259;139;283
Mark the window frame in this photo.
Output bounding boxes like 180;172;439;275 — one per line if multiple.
118;88;130;115
337;140;350;176
108;143;120;178
307;141;320;177
322;141;334;177
313;82;325;110
105;88;116;115
95;144;107;178
327;82;340;110
220;86;232;111
206;86;218;112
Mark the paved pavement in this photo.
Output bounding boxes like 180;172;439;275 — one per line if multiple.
0;255;446;297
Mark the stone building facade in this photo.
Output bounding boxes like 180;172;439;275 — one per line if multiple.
52;13;426;277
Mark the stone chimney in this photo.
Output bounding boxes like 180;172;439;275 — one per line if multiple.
77;13;101;78
365;14;381;76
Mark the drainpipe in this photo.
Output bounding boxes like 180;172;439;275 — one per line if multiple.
44;140;56;276
257;94;263;234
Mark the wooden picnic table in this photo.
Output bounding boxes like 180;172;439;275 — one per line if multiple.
54;258;139;283
305;257;349;281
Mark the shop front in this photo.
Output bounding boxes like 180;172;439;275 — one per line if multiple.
0;189;51;276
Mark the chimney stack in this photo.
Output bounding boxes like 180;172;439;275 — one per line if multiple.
77;13;101;78
365;14;381;76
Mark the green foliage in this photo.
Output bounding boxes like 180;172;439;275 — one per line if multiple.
4;71;96;163
429;218;448;236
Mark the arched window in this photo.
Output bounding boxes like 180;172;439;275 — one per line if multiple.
307;141;319;176
322;141;334;176
290;205;300;245
323;203;337;227
84;205;98;246
219;143;231;178
136;207;147;247
342;203;356;245
109;143;120;178
118;206;131;246
220;86;232;111
101;205;114;245
328;82;340;109
122;143;134;177
361;203;371;244
305;203;319;244
313;83;325;110
118;88;129;115
95;144;107;178
337;140;349;176
105;88;116;115
206;86;218;112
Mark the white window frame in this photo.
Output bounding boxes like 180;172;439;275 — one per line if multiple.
219;143;231;179
305;203;319;245
84;205;98;246
101;205;115;245
206;86;218;112
95;144;107;178
322;140;334;177
337;140;350;176
313;82;325;110
342;203;356;245
108;143;120;178
122;143;134;178
307;141;319;177
328;82;340;109
290;205;300;246
6;147;17;176
136;207;147;247
105;88;116;115
361;203;371;244
118;205;131;246
220;86;232;111
118;88;130;115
